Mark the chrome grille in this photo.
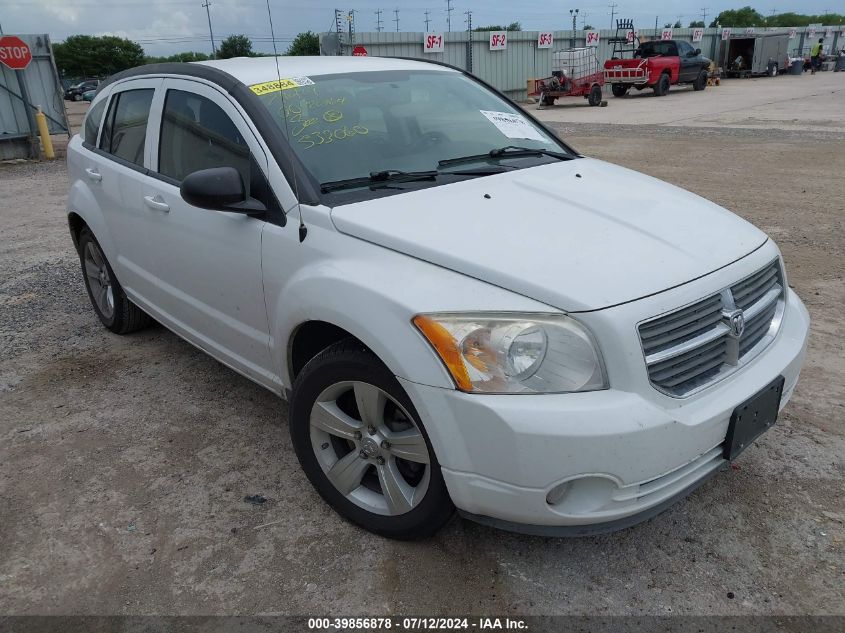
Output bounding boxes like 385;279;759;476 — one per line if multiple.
639;260;785;396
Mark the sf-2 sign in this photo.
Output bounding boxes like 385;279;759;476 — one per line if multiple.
0;35;32;70
423;33;444;53
489;32;507;50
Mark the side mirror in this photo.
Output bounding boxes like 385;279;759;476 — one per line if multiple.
180;167;266;214
695;48;702;56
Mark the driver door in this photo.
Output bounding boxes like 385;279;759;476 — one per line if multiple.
140;78;275;386
678;41;700;82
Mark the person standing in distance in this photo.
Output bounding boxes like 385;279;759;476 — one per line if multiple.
811;38;824;75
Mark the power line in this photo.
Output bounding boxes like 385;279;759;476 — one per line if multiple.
375;9;383;32
608;3;617;28
201;0;216;58
446;0;454;32
393;7;400;32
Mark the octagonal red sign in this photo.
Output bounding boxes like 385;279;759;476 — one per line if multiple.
0;36;32;70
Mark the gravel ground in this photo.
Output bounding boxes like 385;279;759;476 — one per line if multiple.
1;114;843;616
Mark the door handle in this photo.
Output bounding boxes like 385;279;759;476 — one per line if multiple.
143;195;170;213
85;167;102;182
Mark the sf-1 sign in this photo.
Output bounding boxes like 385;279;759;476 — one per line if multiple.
0;35;32;70
489;31;507;50
423;33;444;53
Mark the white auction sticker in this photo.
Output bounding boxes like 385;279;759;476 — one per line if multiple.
479;111;549;142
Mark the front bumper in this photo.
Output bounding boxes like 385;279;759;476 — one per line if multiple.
399;288;810;534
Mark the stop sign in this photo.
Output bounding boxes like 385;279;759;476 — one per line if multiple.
0;36;33;70
352;45;368;57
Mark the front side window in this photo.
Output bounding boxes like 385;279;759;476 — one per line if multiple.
253;69;570;200
678;41;694;56
158;89;250;187
83;99;107;146
99;89;154;166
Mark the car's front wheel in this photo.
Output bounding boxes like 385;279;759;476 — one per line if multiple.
73;93;82;102
290;339;454;539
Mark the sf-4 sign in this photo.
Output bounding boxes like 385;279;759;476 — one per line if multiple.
0;35;32;70
489;32;507;50
423;33;444;53
537;32;553;49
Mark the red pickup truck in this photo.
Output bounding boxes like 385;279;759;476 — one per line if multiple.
604;39;711;97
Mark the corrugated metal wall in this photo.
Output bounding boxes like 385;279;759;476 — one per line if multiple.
0;34;69;144
323;27;840;100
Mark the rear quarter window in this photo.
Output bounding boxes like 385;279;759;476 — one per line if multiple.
83;99;107;146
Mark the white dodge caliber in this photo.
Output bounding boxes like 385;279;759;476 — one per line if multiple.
67;56;809;539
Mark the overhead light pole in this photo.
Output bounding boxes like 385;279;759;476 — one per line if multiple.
570;8;579;47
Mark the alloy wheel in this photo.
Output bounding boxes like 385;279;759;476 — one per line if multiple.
84;241;114;319
309;381;431;516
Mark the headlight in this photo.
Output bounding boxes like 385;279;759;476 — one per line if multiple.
413;313;607;394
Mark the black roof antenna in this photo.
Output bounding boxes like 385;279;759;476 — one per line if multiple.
266;0;307;242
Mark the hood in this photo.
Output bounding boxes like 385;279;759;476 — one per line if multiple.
330;158;767;312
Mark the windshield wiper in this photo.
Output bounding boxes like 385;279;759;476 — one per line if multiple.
320;170;438;193
438;145;571;168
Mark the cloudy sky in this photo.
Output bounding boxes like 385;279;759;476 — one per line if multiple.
2;0;837;56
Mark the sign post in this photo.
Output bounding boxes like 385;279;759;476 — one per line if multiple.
0;36;38;159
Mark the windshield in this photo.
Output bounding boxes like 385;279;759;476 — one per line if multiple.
252;69;570;199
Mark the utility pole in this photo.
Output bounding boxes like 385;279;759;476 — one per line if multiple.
393;8;400;32
347;10;356;44
581;11;589;29
701;8;708;26
654;15;659;34
465;10;473;73
569;8;579;48
201;0;216;58
446;0;454;32
424;10;431;31
608;3;618;29
375;9;383;32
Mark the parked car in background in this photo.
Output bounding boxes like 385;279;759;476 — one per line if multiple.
66;57;809;539
82;89;97;102
64;79;100;101
605;39;711;97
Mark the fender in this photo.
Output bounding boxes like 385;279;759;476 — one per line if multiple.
261;211;555;392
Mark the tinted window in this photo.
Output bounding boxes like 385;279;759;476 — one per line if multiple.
158;89;250;186
678;41;694;56
99;89;154;166
83;99;107;146
637;41;679;57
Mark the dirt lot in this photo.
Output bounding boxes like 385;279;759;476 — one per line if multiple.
1;79;844;616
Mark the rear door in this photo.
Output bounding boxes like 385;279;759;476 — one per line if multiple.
92;78;162;305
140;78;276;385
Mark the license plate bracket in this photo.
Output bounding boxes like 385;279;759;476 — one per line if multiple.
723;376;785;461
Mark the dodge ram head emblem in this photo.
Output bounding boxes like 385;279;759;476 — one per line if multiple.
727;309;746;338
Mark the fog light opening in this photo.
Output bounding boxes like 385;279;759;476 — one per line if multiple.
545;481;572;506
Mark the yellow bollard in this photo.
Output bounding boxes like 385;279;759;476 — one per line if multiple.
35;106;55;160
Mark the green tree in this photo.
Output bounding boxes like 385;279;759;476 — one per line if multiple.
218;34;253;59
474;22;522;31
710;6;765;27
145;51;211;64
688;20;705;28
286;31;320;56
53;34;145;78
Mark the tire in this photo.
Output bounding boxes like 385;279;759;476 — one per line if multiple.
693;69;708;91
588;84;603;106
73;93;82;102
542;94;556;106
653;72;671;97
611;83;629;97
77;227;151;334
289;339;455;540
769;63;779;77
